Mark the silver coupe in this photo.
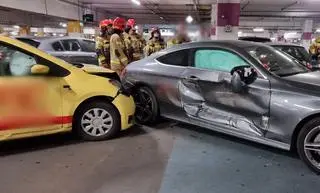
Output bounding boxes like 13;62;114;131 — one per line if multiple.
122;40;320;173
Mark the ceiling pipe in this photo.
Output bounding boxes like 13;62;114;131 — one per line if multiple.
241;1;250;11
281;1;298;11
192;0;201;22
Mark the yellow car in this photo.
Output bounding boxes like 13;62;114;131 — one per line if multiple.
0;36;135;141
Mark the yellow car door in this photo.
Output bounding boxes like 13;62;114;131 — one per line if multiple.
0;41;67;141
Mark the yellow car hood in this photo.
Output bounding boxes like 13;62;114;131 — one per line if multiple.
77;64;120;81
81;64;114;73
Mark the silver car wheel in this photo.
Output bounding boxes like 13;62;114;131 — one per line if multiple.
304;126;320;169
80;108;113;137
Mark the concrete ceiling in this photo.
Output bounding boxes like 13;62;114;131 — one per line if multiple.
81;0;320;30
1;0;320;31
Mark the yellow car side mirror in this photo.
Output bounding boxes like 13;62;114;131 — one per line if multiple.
31;64;50;75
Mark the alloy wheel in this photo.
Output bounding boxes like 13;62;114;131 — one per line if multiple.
304;126;320;169
81;108;114;137
134;89;154;123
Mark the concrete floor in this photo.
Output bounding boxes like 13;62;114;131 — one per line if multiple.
0;121;319;193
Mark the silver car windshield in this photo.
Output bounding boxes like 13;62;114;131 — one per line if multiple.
245;46;309;77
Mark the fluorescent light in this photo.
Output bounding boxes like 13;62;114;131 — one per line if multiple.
59;22;67;27
316;28;320;33
186;15;193;23
131;0;141;5
160;16;164;20
52;33;57;36
13;25;20;29
253;27;264;32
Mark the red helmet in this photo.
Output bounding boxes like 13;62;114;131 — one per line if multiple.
127;19;136;28
113;17;126;30
99;19;113;28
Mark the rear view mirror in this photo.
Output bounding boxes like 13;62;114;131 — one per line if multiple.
31;64;50;75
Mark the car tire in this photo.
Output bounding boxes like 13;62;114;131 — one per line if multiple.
297;118;320;174
74;101;120;141
133;86;159;125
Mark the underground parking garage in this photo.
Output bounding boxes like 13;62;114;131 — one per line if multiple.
1;0;320;193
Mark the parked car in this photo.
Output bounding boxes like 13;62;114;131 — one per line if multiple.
122;40;320;173
239;36;272;43
15;36;98;65
268;43;314;69
0;36;135;141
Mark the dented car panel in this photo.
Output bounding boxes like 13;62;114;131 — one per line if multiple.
180;67;271;138
122;40;320;151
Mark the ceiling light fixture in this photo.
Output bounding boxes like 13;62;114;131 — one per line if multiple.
13;25;20;29
316;28;320;33
253;27;264;32
160;16;164;20
186;15;193;23
131;0;141;6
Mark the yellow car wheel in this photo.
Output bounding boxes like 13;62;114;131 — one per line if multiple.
74;101;120;141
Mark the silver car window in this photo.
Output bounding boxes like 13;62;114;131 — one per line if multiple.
157;49;189;66
51;41;64;51
61;39;81;52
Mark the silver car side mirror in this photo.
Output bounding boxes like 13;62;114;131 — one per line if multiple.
231;71;244;93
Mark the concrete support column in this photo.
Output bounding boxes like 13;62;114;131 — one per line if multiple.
211;0;240;40
67;21;82;37
18;26;30;36
302;19;313;49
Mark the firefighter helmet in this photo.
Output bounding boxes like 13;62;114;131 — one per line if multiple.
99;19;113;28
127;19;136;28
113;17;126;30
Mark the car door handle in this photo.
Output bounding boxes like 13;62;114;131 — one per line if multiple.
184;75;200;81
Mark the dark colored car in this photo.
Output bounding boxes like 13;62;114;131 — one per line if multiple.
122;40;320;173
268;43;314;69
239;36;272;43
15;36;98;65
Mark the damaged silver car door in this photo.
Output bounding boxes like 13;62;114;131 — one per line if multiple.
178;48;271;137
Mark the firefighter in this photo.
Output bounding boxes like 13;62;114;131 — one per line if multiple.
96;19;113;68
167;23;191;48
144;28;165;57
124;19;145;62
309;37;320;66
123;20;134;63
110;17;128;76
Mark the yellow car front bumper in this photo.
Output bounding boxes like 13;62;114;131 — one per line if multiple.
112;93;135;130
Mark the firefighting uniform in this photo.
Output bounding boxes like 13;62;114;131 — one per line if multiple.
123;32;134;63
309;37;320;65
95;35;111;68
144;39;165;57
166;34;190;48
131;33;145;61
110;33;128;75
